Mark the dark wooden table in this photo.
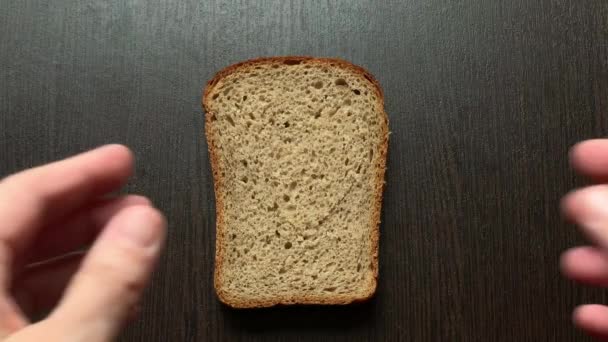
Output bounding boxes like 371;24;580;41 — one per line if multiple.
1;1;607;341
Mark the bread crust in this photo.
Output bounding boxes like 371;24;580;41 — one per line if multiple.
202;56;388;308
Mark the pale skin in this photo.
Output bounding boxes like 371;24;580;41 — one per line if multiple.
0;145;166;341
562;139;608;340
0;140;608;340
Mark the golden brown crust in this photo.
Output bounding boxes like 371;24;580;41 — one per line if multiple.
202;56;388;308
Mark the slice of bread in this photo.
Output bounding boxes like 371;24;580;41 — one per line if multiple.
203;57;388;308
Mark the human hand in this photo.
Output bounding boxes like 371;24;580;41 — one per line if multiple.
561;139;608;340
0;145;166;341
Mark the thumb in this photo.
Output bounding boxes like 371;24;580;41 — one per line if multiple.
47;205;166;341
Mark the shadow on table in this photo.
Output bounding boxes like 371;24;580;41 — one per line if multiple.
222;297;377;333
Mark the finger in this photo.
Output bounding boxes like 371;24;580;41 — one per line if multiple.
570;139;608;182
27;195;151;263
561;246;608;286
0;144;133;254
13;253;83;319
562;186;608;249
50;205;166;341
574;304;608;339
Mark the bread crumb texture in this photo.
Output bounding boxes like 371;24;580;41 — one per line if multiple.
204;57;388;308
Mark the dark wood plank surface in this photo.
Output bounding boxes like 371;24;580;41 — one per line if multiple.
1;1;607;341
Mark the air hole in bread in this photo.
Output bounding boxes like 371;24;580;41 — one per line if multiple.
313;81;323;89
353;89;361;95
268;202;278;211
284;242;292;249
335;78;348;86
283;194;290;202
226;115;235;126
289;181;297;190
284;121;290;128
212;93;219;99
241;176;248;183
324;287;337;292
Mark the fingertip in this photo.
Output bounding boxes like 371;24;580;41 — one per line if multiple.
573;304;594;327
573;304;608;339
101;144;133;158
120;195;153;207
97;144;134;177
129;205;166;233
108;205;167;249
573;304;608;334
561;190;579;221
569;140;588;167
559;247;577;276
570;139;604;165
559;246;608;282
560;185;608;223
570;139;608;179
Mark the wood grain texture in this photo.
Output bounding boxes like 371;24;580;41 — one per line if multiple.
1;0;607;340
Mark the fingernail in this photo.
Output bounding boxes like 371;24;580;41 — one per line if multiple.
115;207;161;247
